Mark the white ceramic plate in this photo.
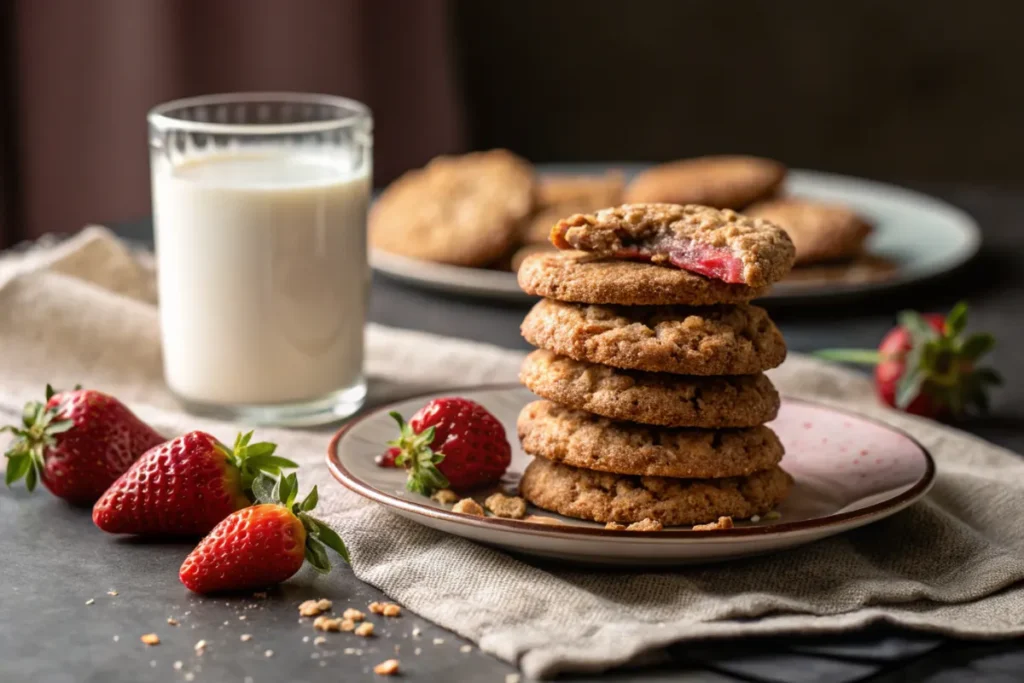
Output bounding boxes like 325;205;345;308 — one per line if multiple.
370;165;980;302
327;385;935;566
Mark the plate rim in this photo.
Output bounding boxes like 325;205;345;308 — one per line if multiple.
326;384;936;541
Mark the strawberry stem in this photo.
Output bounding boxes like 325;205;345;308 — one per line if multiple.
2;386;76;493
387;412;450;496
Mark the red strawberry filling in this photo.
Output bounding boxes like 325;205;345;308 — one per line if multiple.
614;235;746;284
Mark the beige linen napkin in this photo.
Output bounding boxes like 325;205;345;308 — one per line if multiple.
2;227;1024;679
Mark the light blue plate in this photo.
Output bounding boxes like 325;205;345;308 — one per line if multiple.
370;164;980;303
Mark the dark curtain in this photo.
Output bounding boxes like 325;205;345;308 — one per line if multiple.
3;0;465;245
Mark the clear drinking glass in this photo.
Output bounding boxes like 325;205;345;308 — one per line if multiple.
148;93;373;426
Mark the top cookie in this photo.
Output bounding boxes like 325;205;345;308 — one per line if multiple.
744;198;873;266
517;250;767;306
520;299;786;375
623;155;786;209
551;204;795;288
370;149;535;267
520;173;625;244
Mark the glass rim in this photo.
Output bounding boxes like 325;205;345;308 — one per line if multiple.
148;92;372;136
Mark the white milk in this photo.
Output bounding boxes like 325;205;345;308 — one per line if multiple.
153;151;370;406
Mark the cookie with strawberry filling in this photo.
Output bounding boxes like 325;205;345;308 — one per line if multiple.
551;203;795;287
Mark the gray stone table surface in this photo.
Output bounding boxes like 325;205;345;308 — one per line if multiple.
2;182;1023;682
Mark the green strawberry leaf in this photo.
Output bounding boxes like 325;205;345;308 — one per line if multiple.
251;473;277;504
945;300;969;337
44;384;56;402
895;366;926;410
46;420;75;435
300;486;318;512
974;367;1003;386
960;333;996;361
24;462;37;492
304;538;331;574
5;453;32;487
388;412;450;496
898;310;939;345
304;516;350;564
812;349;884;364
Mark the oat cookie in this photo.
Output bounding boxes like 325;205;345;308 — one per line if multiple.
517;250;766;306
520;299;786;375
744;198;873;266
551;203;795;288
623;156;786;209
519;458;792;526
519;351;779;427
517;400;783;478
369;149;535;267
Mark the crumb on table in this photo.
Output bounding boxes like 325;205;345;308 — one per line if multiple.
484;493;527;519
370;601;402;617
374;659;400;675
355;622;375;637
342;608;365;622
452;498;485;516
298;598;333;617
140;633;160;646
604;521;626;530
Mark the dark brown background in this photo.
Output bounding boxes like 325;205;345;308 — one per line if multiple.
1;0;1022;246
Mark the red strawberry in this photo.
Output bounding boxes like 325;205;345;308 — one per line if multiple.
388;398;511;494
375;447;400;468
817;301;1000;419
179;473;349;594
93;431;297;536
2;386;163;505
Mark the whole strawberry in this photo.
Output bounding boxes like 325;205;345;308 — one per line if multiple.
180;473;348;594
2;386;164;505
817;301;1001;418
388;397;511;494
93;431;297;536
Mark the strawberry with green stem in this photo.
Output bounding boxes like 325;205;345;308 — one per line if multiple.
3;385;164;504
179;472;349;594
93;430;298;536
387;398;512;495
816;301;1001;418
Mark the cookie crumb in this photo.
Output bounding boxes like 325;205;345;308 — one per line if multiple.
370;601;402;617
299;598;333;617
604;521;626;530
523;515;564;525
240;634;252;642
355;622;375;637
85;599;95;606
173;661;183;671
414;647;422;655
194;639;207;653
166;617;179;626
344;647;358;655
313;615;344;632
431;489;459;505
750;514;761;522
460;644;472;653
239;615;246;621
693;516;734;531
452;498;485;516
264;649;274;658
433;638;445;645
184;673;195;682
373;659;400;676
112;635;119;642
314;636;327;645
484;493;527;519
411;627;422;638
626;518;663;531
343;607;365;622
107;590;118;596
140;633;160;646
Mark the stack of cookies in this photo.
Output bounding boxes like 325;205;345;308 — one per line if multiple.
515;203;797;528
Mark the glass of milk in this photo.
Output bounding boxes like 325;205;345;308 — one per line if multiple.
148;93;372;426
